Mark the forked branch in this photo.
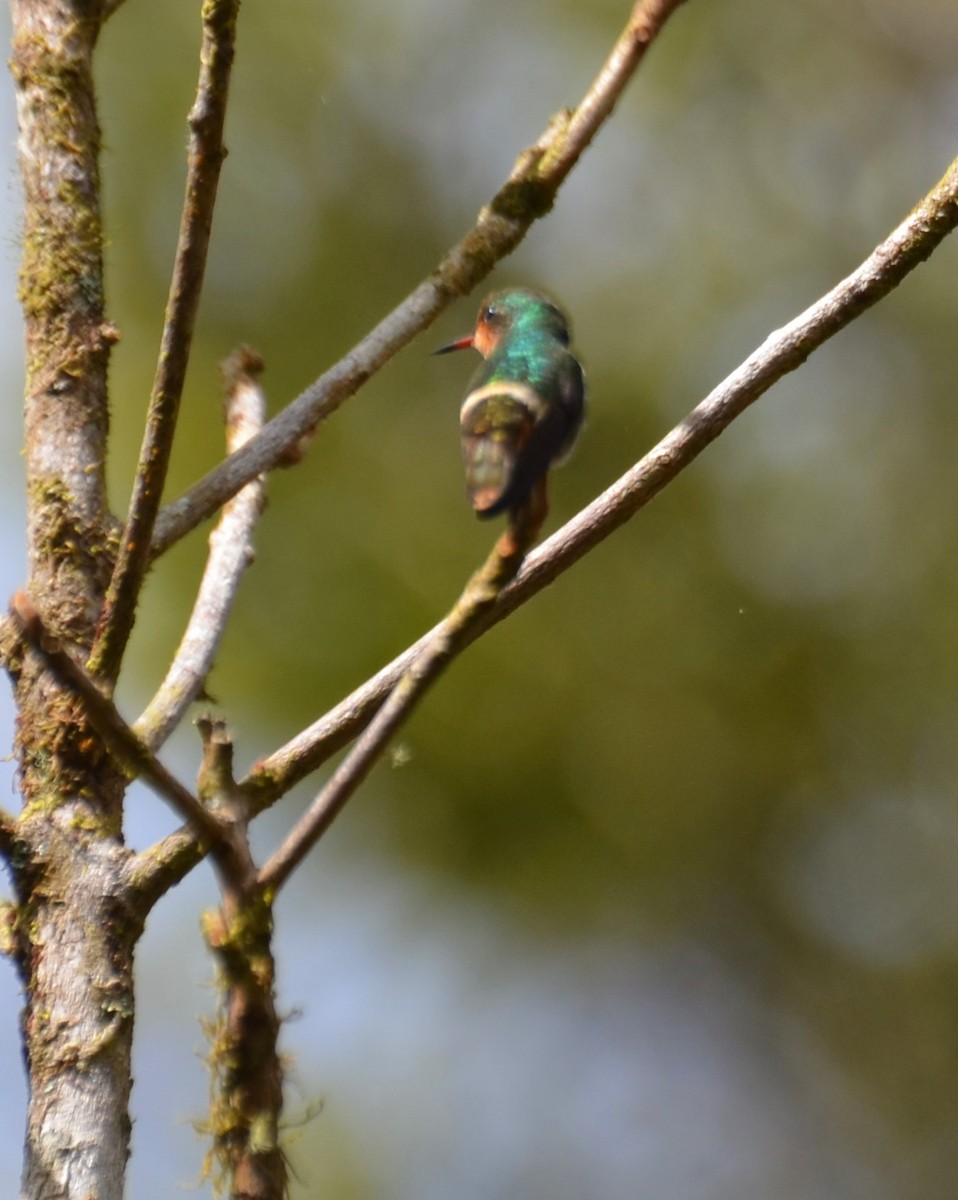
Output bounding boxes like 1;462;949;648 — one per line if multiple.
8;593;247;888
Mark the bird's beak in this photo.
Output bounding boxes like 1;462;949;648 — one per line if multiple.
432;334;475;355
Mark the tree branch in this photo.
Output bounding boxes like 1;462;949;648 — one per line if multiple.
240;152;958;812
148;0;688;559
258;511;542;894
9;593;247;889
543;0;685;178
89;0;241;684
193;718;286;1200
134;348;267;751
122;826;205;909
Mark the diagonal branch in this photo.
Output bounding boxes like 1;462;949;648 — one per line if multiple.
123;826;205;909
89;0;241;684
134;348;267;751
134;152;958;890
8;592;247;888
258;511;542;894
148;0;689;559
239;153;958;813
543;0;684;178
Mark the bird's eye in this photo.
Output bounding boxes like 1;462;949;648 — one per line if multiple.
482;305;500;324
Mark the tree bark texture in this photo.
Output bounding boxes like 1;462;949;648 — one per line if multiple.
7;3;133;1198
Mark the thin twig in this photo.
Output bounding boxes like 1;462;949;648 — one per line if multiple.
134;349;267;751
240;153;958;812
258;512;541;894
8;592;246;886
90;0;240;683
148;0;688;560
543;0;686;178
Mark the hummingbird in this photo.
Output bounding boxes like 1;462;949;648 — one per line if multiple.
435;288;586;526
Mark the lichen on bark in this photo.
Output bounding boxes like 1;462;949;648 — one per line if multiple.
6;5;133;1199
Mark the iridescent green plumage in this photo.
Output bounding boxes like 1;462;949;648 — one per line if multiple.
437;288;586;519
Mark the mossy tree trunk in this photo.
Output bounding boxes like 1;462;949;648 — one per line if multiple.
6;3;134;1198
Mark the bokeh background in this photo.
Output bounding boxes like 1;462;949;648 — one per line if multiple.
2;1;958;1196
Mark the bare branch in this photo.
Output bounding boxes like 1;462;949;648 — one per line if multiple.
122;826;205;908
543;0;687;178
9;592;247;888
148;0;689;559
258;510;542;894
134;349;267;751
90;0;241;683
241;153;958;812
